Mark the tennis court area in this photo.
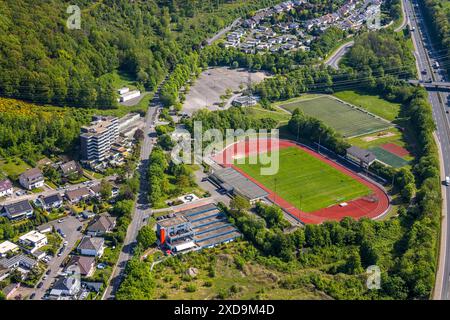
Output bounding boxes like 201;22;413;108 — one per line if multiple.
369;147;409;168
280;96;392;138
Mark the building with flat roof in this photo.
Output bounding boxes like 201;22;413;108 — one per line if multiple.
210;167;269;203
19;230;48;253
0;241;19;258
156;203;241;253
80;116;119;161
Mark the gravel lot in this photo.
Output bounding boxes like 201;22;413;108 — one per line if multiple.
183;67;268;115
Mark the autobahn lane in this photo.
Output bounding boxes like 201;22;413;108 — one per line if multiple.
405;0;450;300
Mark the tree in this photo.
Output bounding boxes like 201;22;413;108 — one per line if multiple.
100;179;113;200
137;225;157;248
230;195;251;212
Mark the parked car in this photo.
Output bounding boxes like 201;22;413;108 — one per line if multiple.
46;270;51;275
37;282;43;289
29;293;36;300
77;226;82;232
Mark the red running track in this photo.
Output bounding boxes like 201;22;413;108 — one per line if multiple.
212;138;390;224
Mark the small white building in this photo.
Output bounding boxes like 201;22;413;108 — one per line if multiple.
0;241;19;258
120;90;141;102
117;87;130;95
19;230;48;253
0;179;13;197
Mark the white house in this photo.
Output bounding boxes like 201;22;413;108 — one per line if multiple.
0;179;13;197
77;236;105;257
50;277;81;297
0;241;19;258
19;230;48;253
19;168;44;190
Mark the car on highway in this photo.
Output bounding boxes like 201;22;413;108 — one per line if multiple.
58;219;64;223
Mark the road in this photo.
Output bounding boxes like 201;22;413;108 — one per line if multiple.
404;0;450;300
324;41;355;70
101;86;162;300
206;17;241;45
33;216;84;300
325;0;409;70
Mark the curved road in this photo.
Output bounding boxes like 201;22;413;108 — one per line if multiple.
325;1;408;70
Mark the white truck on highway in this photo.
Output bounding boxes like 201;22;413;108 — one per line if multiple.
445;176;450;187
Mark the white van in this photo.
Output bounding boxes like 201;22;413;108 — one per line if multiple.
445;176;450;186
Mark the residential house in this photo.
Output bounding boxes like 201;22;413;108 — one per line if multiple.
0;241;19;258
19;168;44;190
0;266;9;281
65;255;96;277
0;179;13;197
50;276;81;297
37;224;53;234
1;283;20;300
86;215;116;237
2;200;34;220
65;187;91;204
19;230;48;253
40;193;63;211
77;236;105;257
0;254;37;270
60;160;80;177
81;210;95;220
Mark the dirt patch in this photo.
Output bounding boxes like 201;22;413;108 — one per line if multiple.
361;131;396;142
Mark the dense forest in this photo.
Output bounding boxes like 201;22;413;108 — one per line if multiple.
0;98;93;162
0;0;280;108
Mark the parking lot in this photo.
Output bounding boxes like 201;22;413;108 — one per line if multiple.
31;216;84;300
182;67;268;115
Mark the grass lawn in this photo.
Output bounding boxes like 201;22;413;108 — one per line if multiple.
152;241;331;300
333;91;401;122
279;96;391;138
245;105;290;127
235;146;371;212
0;157;31;180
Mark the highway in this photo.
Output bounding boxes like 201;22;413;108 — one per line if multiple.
102;90;162;300
404;0;450;300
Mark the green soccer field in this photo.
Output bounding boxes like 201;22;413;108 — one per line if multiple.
280;96;391;138
235;147;371;212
